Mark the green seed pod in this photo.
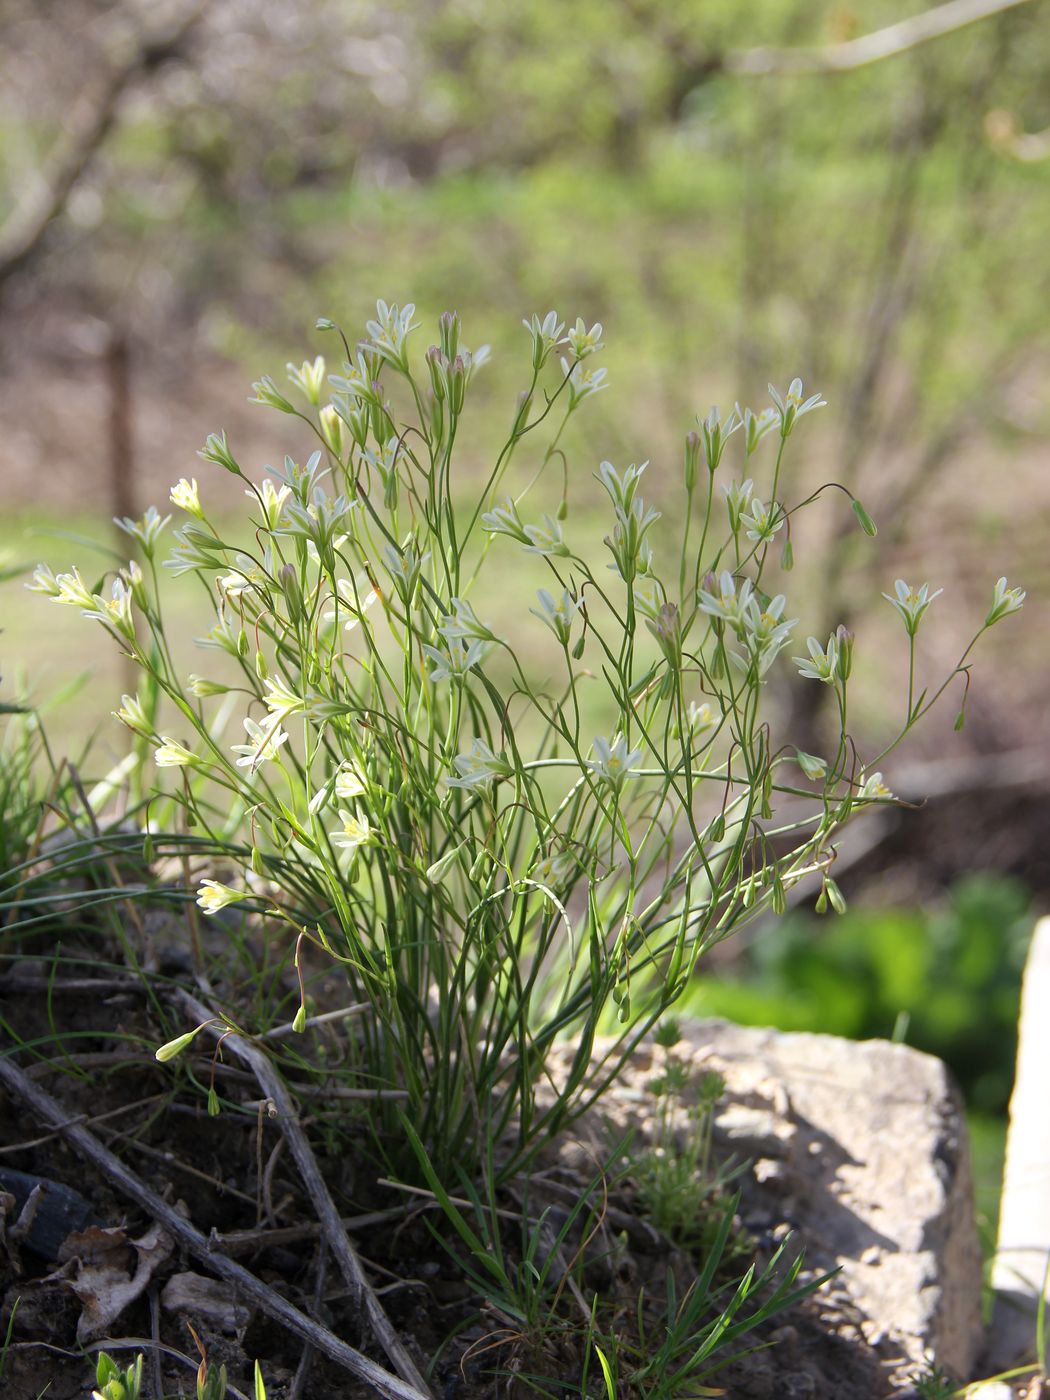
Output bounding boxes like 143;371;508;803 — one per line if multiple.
851;499;877;537
825;877;847;915
468;848;490;882
772;874;787;915
278;563;303;625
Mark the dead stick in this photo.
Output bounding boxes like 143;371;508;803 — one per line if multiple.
0;1051;430;1400
173;988;434;1400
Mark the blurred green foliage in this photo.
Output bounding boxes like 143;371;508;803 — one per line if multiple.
683;874;1035;1114
7;1;1049;473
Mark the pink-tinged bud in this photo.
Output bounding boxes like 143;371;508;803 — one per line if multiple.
439;310;461;361
447;355;467;413
426;345;448;401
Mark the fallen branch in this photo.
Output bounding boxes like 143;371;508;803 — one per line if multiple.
172;988;434;1399
0;1050;430;1400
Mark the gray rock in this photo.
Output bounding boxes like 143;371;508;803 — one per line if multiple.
676;1020;984;1384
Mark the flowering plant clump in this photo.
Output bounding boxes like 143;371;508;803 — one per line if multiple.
32;304;1023;1185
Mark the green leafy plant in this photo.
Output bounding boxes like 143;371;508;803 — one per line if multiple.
0;676;50;886
586;1195;828;1399
31;302;1023;1200
633;1018;739;1251
91;1352;143;1400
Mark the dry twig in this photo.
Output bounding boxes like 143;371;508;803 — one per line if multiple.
0;1050;431;1400
173;988;434;1399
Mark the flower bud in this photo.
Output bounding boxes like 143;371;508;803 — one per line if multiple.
439;310;460;361
156;1021;210;1063
426;841;466;885
426;346;448;401
279;562;303;624
835;625;854;682
772;873;787;915
468;848;491;882
684;431;701;493
851;499;877;537
447;355;467;414
428;390;445;442
189;675;229;698
319;404;344;457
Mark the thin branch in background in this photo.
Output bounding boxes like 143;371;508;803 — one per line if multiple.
0;3;203;287
728;0;1035;76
